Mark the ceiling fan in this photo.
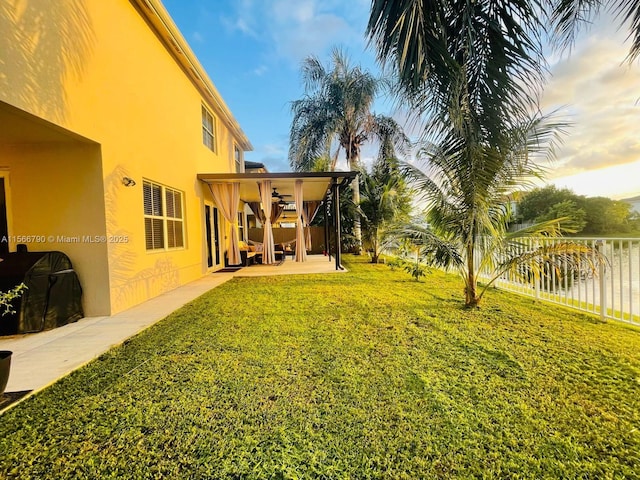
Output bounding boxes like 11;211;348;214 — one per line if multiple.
271;187;292;200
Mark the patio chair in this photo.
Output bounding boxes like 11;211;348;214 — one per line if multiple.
281;239;296;259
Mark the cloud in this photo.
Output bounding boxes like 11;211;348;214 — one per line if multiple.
271;0;316;23
549;159;640;199
261;155;290;172
225;0;370;65
263;143;286;156
271;13;356;62
253;65;268;76
220;15;257;37
541;27;640;180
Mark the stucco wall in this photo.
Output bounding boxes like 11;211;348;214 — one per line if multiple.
0;0;247;314
0;142;110;316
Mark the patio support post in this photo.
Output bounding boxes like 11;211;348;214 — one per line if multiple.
324;196;331;261
332;179;343;270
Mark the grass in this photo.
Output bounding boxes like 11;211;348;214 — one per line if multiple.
525;291;640;325
1;256;639;479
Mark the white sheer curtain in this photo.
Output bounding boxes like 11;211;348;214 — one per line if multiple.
260;180;276;264
294;180;307;262
208;183;241;266
302;201;321;251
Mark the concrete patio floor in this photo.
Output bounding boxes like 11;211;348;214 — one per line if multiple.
0;254;344;410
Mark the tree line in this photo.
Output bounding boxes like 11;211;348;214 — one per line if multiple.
515;186;640;235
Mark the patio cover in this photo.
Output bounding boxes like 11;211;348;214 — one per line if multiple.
197;171;357;269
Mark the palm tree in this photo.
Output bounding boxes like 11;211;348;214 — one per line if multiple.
398;114;594;306
366;1;601;306
367;0;640;100
366;0;546;136
289;47;409;253
551;0;640;61
359;158;413;263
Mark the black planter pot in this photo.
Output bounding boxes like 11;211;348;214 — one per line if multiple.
0;350;11;395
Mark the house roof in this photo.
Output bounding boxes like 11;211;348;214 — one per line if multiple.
197;172;358;203
244;161;267;172
133;0;253;152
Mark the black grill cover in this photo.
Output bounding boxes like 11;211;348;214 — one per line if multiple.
0;251;83;335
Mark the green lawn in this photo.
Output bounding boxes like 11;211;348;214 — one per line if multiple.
1;256;639;479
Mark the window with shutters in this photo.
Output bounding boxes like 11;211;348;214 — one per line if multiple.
202;105;216;152
143;180;185;251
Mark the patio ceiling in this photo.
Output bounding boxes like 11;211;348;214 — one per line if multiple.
197;171;357;203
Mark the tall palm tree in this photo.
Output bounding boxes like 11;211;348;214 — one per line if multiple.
366;1;601;306
289;47;409;253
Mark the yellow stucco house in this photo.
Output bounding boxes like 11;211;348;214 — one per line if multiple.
0;0;356;321
0;0;258;316
0;0;354;320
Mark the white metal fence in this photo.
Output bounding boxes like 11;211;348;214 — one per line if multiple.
478;237;640;326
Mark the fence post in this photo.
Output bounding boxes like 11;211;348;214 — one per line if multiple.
596;239;606;322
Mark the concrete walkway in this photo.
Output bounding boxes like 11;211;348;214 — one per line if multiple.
0;272;235;396
0;254;343;406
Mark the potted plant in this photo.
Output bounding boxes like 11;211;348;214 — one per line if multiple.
0;283;26;396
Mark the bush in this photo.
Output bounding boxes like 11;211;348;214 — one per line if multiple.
0;284;26;316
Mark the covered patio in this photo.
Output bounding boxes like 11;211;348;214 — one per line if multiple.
197;171;357;270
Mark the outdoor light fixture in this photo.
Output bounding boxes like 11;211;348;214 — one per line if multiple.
122;176;137;187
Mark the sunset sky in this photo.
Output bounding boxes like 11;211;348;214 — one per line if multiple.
162;0;640;200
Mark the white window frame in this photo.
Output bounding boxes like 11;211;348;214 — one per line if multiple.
234;144;242;172
202;105;216;152
143;180;185;251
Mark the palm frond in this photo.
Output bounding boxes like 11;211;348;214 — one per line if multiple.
368;0;547;129
613;0;640;61
483;240;606;296
550;0;640;61
386;222;464;270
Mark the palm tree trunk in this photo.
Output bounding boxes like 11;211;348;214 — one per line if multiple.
465;243;479;307
349;149;362;255
371;231;378;263
352;178;362;254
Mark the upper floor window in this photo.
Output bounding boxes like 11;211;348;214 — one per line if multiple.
202;105;216;152
143;180;185;251
234;145;242;172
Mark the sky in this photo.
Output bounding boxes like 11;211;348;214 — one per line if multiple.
162;0;640;201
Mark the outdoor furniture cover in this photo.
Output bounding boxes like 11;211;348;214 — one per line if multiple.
0;251;83;335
